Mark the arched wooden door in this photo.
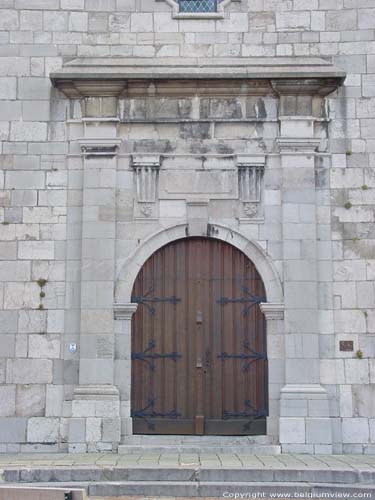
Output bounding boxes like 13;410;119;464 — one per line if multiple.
131;237;267;435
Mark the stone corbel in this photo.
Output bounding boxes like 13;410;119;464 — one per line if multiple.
79;138;122;158
260;302;284;320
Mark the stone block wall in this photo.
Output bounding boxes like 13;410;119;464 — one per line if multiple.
0;0;374;453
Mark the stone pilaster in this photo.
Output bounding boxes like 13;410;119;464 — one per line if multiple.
69;97;122;452
274;84;333;454
113;303;138;438
260;302;285;441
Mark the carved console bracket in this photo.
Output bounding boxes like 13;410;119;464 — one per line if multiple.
131;155;161;202
237;155;265;221
131;155;161;218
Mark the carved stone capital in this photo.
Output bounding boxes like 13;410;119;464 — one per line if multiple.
271;77;343;97
79;138;122;157
276;137;321;154
114;303;138;321
53;79;127;98
260;302;284;320
131;155;161;168
237;155;266;168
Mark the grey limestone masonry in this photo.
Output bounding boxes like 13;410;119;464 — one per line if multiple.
0;0;374;455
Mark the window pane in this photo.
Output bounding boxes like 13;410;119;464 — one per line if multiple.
179;0;217;13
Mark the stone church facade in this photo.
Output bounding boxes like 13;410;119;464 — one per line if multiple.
0;0;374;455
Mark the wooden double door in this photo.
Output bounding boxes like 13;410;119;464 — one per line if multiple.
131;237;268;435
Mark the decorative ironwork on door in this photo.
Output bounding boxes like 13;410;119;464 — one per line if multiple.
131;286;181;315
217;285;266;316
132;340;181;371
218;341;266;372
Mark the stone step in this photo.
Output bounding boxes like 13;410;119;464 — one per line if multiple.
89;481;375;498
11;482;375;499
0;486;87;500
121;435;276;445
4;466;375;485
118;444;281;454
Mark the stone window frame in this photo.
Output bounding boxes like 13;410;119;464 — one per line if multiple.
156;0;240;19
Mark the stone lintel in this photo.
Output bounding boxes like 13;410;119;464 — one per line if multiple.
276;137;321;153
50;57;345;99
114;303;138;320
260;302;284;320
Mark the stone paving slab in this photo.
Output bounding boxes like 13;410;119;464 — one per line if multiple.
1;453;375;470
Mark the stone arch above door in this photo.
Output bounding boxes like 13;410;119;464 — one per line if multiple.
115;223;283;305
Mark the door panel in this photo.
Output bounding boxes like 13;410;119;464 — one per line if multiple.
131;237;267;435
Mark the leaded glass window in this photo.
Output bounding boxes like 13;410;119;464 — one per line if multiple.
179;0;217;13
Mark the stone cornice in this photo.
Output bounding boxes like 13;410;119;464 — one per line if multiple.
50;57;345;99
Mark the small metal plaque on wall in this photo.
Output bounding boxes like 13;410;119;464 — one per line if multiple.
339;340;354;352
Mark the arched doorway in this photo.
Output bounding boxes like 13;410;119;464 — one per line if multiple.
131;237;267;435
